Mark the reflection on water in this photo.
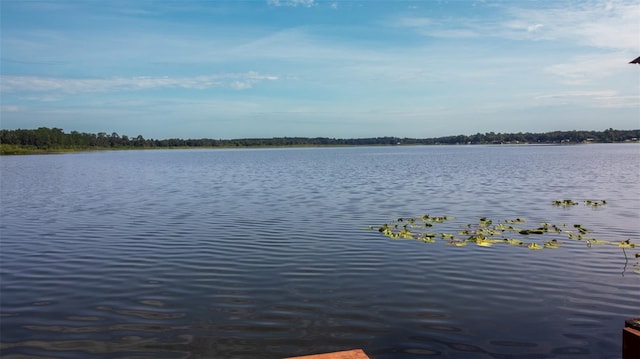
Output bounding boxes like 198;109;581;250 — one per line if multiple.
1;144;638;358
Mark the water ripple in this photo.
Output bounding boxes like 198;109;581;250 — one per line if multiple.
1;145;638;358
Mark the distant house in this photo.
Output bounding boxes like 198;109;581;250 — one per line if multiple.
630;56;640;64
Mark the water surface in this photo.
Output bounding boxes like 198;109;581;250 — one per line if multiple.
1;144;638;358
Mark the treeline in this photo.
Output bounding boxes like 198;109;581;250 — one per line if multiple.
1;127;638;154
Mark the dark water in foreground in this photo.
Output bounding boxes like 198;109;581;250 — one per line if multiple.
1;144;639;358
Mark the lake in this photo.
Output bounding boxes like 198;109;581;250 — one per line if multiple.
1;144;638;358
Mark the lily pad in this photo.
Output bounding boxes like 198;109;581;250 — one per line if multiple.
369;199;639;274
528;243;543;250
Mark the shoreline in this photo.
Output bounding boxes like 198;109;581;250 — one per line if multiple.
2;141;638;156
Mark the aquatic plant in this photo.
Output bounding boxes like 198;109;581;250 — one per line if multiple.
369;199;639;275
552;199;608;208
584;199;607;207
552;199;579;207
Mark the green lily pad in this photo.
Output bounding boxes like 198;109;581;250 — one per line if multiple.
528;243;543;250
370;200;639;274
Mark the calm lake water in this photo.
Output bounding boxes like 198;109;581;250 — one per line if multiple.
1;144;638;358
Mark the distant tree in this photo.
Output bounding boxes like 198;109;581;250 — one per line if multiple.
133;135;145;147
109;132;121;147
1;127;639;154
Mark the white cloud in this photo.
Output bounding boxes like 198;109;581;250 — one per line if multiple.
0;72;278;95
395;16;432;28
230;81;252;90
592;95;640;108
390;15;482;39
391;1;639;50
545;53;632;85
1;105;21;112
527;24;544;33
267;0;315;7
535;90;618;99
534;90;639;109
229;72;277;90
506;0;640;51
426;29;479;39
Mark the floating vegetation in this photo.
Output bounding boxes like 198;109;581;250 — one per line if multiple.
552;199;579;207
504;238;524;246
528;243;543;250
552;199;607;208
584;200;607;207
368;199;639;275
543;241;560;249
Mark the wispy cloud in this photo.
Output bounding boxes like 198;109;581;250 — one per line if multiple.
391;0;639;49
535;90;618;99
545;53;633;85
267;0;315;8
390;15;481;39
395;16;432;28
535;90;639;109
1;105;21;112
0;72;278;95
394;16;484;39
527;24;544;33
506;0;640;51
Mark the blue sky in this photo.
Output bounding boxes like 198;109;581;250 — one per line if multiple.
1;0;638;139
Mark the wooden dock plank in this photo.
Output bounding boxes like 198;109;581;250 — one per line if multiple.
284;349;370;359
623;327;640;359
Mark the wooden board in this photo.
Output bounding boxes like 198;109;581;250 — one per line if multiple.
284;349;370;359
623;326;640;359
